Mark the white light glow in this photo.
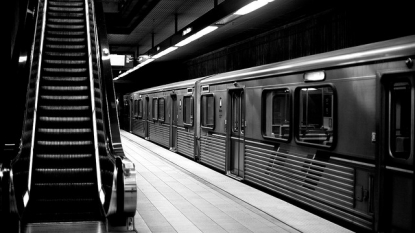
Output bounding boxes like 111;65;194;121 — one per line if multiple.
99;189;105;204
304;71;325;82
175;26;218;47
24;191;29;207
152;47;178;59
234;0;273;15
113;59;155;80
109;54;125;66
19;56;27;63
137;58;155;67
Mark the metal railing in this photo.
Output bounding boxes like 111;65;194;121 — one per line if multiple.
84;0;103;201
27;0;48;200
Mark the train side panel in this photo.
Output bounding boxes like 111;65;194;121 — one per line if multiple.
198;52;414;230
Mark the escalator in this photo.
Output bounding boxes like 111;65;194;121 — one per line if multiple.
3;0;137;232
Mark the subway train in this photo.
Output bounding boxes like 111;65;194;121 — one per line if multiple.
121;35;415;232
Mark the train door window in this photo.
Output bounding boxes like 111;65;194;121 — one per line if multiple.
158;98;165;122
263;88;290;141
201;94;215;129
138;99;143;118
133;99;138;117
389;80;412;159
296;86;335;147
232;92;240;132
124;100;130;116
183;96;194;126
152;98;158;120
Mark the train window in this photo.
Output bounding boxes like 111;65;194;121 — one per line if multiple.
201;94;215;128
389;81;411;159
124;100;130;116
263;88;290;141
138;99;143;118
183;96;194;126
133;99;138;117
152;98;158;120
296;86;335;147
158;98;165;122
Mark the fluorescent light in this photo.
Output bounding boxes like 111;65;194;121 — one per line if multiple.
137;58;154;67
175;26;218;47
152;47;178;59
234;0;273;15
113;58;155;80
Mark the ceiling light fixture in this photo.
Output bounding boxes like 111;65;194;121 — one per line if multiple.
152;46;178;59
113;58;155;80
175;26;218;47
234;0;274;15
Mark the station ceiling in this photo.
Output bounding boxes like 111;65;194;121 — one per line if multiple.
103;0;336;82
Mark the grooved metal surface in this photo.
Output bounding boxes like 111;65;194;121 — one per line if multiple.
177;128;194;159
200;134;225;171
244;140;372;229
132;119;145;137
149;122;169;147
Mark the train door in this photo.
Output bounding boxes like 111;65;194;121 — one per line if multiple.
129;97;133;132
123;96;131;131
227;89;245;179
170;94;178;151
145;96;150;139
378;71;414;232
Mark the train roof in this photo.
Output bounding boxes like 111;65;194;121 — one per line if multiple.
132;77;205;95
200;35;415;85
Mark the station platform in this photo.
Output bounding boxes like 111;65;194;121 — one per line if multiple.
121;130;353;233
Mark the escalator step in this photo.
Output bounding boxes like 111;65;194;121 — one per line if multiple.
48;18;84;24
43;67;87;72
37;141;92;146
41;86;88;91
49;2;84;7
37;154;92;160
45;37;85;43
38;128;92;133
33;168;95;182
40;95;88;100
44;52;87;58
39;116;90;122
47;24;84;30
47;30;85;36
48;7;84;12
39;105;89;110
45;44;86;50
47;12;84;18
42;77;87;82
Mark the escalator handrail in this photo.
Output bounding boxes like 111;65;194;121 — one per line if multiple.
92;0;126;159
89;0;137;218
28;0;48;198
84;0;103;198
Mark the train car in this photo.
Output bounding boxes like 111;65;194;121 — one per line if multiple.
123;35;415;232
122;94;131;131
129;78;204;158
